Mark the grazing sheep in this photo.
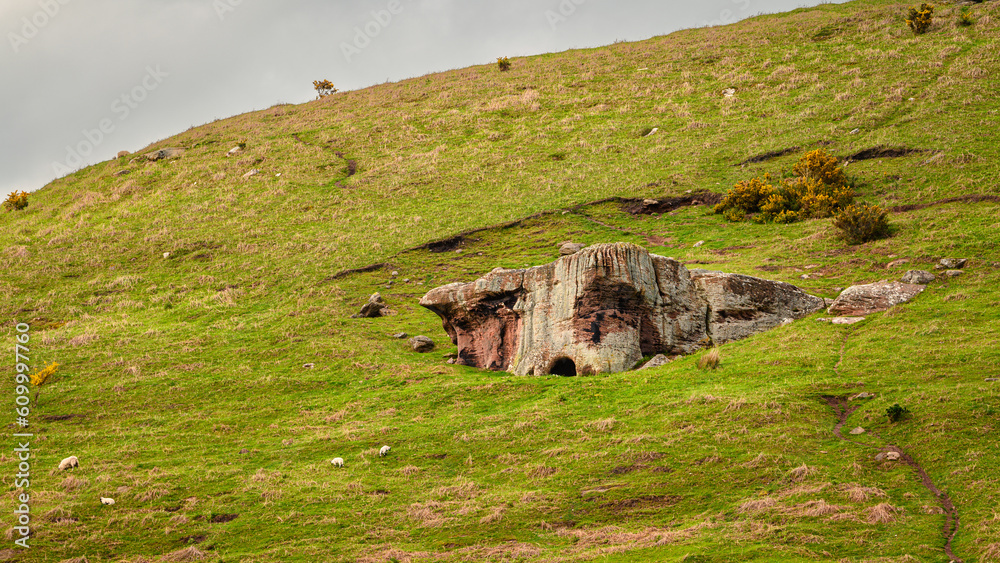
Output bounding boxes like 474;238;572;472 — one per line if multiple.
100;497;115;505
58;456;79;471
379;445;391;457
331;457;344;467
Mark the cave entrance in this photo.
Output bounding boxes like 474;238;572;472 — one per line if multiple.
549;357;577;377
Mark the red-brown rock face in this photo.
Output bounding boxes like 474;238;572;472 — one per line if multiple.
419;243;825;375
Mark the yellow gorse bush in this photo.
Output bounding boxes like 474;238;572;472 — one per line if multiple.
907;3;934;34
715;149;854;224
31;362;58;387
3;190;29;211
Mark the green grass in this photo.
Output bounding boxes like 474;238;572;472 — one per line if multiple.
3;0;1000;561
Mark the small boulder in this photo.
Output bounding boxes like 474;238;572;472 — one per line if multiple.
851;392;876;400
693;240;705;248
937;258;967;270
638;354;672;370
351;293;390;319
643;198;659;205
392;332;408;339
226;146;242;157
886;258;910;269
410;336;435;353
100;497;115;506
146;148;184;161
901;270;935;285
849;427;866;435
241;169;260;180
832;317;866;325
944;270;964;278
886;451;900;461
559;242;585;256
827;281;924;317
874;453;887;462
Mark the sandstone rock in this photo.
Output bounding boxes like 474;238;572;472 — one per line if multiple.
827;281;924;316
693;240;705;248
351;293;389;319
559;242;585;256
850;427;866;435
392;332;408;339
638;354;672;370
643;198;658;206
901;270;935;285
886;451;900;461
146;148;184;161
831;317;865;325
691;270;825;345
886;259;910;269
944;270;964;278
410;336;435;353
938;258;967;270
420;243;824;376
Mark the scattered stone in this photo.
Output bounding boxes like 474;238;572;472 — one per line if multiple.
985;378;999;382
113;169;132;176
403;278;410;283
874;453;887;462
351;293;390;319
559;242;586;256
410;336;435;353
944;270;964;278
722;87;736;98
644;128;659;137
852;392;876;400
100;497;115;506
849;128;860;134
226;146;242;157
938;258;967;270
239;448;249;454
886;451;900;461
163;252;170;259
827;281;924;316
420;243;823;375
805;264;820;270
638;354;672;370
832;317;866;325
901;270;935;285
455;249;463;254
391;271;399;276
241;169;260;180
850;427;866;435
145;148;184;161
302;363;315;369
446;358;456;364
392;332;408;339
693;240;705;248
643;199;658;206
886;259;910;269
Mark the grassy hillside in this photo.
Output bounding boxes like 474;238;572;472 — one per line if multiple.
3;0;1000;561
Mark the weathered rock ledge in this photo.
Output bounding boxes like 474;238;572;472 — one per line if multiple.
419;243;824;376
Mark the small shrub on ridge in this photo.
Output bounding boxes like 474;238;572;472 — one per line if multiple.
886;403;910;423
957;7;974;27
4;190;29;212
833;203;891;244
313;79;338;98
496;57;512;71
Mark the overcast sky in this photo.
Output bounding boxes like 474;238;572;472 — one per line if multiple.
1;0;846;194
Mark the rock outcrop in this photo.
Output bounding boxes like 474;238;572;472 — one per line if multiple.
419;243;824;376
826;281;924;317
352;293;390;318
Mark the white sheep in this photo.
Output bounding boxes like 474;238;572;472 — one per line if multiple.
379;445;391;457
100;497;115;505
58;456;79;471
331;457;344;467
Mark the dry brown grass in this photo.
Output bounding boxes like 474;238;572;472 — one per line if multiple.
159;547;205;562
839;483;888;503
788;464;814;482
981;543;1000;562
587;417;617;432
738;497;776;513
698;348;721;370
863;502;899;524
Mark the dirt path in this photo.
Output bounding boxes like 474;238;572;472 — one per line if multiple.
825;332;962;562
